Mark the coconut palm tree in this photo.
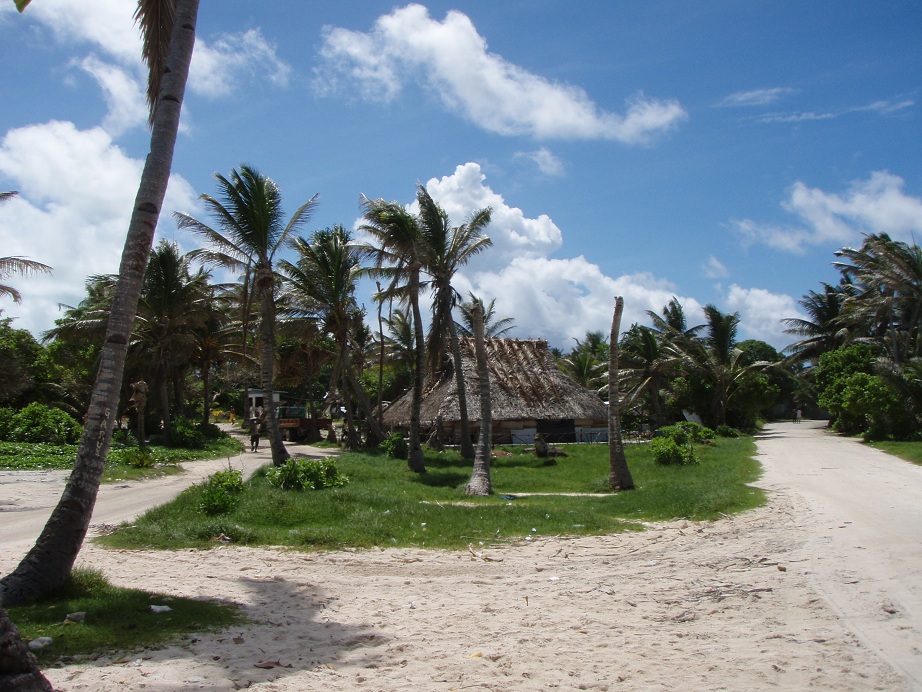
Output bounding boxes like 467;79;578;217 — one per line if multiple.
465;301;492;496
835;233;922;363
133;240;210;443
782;282;850;365
175;165;318;466
1;0;200;609
279;225;384;447
456;294;515;338
355;196;427;473
617;324;671;430
559;348;607;389
417;185;492;459
608;297;634;490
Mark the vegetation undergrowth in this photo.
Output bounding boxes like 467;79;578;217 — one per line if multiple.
0;436;244;483
866;440;922;466
6;568;241;666
98;437;763;552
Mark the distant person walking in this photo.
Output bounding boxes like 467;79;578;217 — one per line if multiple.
249;418;260;452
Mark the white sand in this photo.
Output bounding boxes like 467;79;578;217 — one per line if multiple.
3;422;920;691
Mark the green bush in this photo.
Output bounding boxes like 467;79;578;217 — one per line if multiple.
379;432;408;459
170;416;207;449
121;447;155;468
265;457;347;491
0;403;82;444
198;468;244;515
657;421;715;446
650;437;693;465
209;468;245;494
716;425;741;438
111;428;138;447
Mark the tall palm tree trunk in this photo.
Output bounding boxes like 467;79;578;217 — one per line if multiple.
256;268;289;467
342;345;385;446
465;303;492;495
0;0;199;606
0;604;53;691
159;361;172;444
201;357;212;427
448;318;475;459
608;296;634;491
407;270;427;473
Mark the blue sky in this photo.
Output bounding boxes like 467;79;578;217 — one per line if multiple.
1;1;921;351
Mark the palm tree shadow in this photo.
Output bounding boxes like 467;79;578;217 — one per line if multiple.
412;469;469;488
112;574;388;687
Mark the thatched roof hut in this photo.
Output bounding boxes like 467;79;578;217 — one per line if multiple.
381;337;609;444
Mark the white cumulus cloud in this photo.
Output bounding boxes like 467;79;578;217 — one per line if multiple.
315;4;686;143
0;121;199;335
734;171;922;253
724;285;804;345
423;163;563;269
14;1;291;136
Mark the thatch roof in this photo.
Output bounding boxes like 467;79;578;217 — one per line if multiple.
381;337;608;427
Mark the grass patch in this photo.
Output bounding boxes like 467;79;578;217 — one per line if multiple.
0;437;244;482
6;568;241;666
99;437;763;552
866;440;922;465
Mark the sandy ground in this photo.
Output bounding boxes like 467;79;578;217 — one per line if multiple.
1;421;921;690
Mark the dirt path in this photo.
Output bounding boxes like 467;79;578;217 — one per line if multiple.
755;420;922;687
0;429;332;561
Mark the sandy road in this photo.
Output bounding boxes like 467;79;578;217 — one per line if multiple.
755;420;922;688
3;421;922;689
0;431;331;561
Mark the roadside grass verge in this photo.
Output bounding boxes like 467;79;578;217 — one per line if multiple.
98;437;763;552
866;440;922;466
0;437;244;481
7;568;241;666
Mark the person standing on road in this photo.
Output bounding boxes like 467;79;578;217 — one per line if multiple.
249;418;260;452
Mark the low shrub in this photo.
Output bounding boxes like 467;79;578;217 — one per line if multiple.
379;432;408;459
650;436;696;465
716;424;741;438
170;416;207;449
198;468;244;515
111;428;138;447
657;421;715;446
265;457;347;491
0;403;82;444
121;447;155;468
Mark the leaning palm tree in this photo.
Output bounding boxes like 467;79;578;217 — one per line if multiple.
1;0;200;610
355;196;427;473
174;165;318;466
279;225;384;448
417;184;492;459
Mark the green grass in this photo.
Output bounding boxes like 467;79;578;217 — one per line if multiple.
7;568;241;666
867;440;922;465
98;437;764;552
0;437;244;482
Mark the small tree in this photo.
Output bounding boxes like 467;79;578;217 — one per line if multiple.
608;297;634;491
465;302;492;496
